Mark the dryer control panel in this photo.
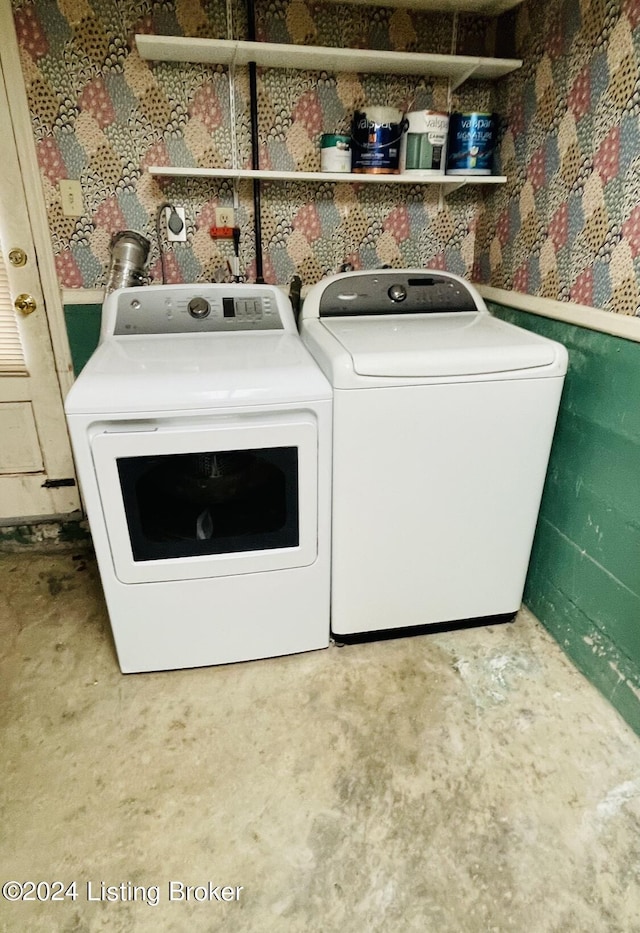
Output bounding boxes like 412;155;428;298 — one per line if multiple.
103;284;297;339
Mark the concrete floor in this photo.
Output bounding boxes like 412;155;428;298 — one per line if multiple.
2;550;640;933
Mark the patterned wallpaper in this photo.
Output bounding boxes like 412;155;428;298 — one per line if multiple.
11;0;640;313
477;0;640;314
11;0;498;289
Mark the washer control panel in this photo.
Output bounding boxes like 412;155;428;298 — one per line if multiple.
316;271;480;317
110;285;290;336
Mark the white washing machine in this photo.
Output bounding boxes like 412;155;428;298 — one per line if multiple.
300;269;568;639
65;284;332;672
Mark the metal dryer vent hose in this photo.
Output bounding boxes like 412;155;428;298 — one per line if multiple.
105;230;150;293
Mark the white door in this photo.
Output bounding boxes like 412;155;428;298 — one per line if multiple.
0;40;79;520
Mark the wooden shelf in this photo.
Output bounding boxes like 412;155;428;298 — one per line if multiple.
148;165;506;195
136;36;521;90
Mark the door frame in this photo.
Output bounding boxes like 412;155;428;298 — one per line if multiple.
0;0;81;520
0;0;75;396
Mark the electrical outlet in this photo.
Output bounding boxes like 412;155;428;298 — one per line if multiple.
215;207;235;229
166;207;187;243
59;180;84;217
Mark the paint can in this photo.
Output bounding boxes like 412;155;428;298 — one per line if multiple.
320;134;352;173
446;112;497;175
351;107;408;174
400;110;449;174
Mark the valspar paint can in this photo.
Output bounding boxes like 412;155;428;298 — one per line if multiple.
446;112;497;175
351;107;408;174
400;110;449;174
320;134;351;173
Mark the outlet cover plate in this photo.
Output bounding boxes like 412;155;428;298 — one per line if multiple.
215;207;234;228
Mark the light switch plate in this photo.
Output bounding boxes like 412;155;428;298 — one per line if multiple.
59;180;84;217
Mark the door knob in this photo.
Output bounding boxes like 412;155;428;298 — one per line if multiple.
8;248;27;267
14;293;37;315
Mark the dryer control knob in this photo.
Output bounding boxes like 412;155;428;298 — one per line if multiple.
188;297;210;319
388;284;407;303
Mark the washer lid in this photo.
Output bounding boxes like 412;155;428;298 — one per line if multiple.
322;312;559;377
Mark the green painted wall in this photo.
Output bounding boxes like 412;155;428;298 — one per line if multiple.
63;304;101;375
489;302;640;734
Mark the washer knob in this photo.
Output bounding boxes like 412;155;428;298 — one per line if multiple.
188;297;210;319
388;284;407;303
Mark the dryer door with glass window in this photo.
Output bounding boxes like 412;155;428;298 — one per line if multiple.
90;412;318;584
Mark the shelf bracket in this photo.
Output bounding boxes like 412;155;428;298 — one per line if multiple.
450;63;480;92
442;180;469;197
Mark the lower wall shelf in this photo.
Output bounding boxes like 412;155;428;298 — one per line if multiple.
147;165;506;194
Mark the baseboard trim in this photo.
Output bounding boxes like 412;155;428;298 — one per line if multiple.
478;286;640;344
0;515;92;551
62;288;104;306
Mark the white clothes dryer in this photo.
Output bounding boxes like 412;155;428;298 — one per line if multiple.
65;284;332;672
300;270;568;640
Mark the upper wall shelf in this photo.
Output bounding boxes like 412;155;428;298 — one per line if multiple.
135;36;522;90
